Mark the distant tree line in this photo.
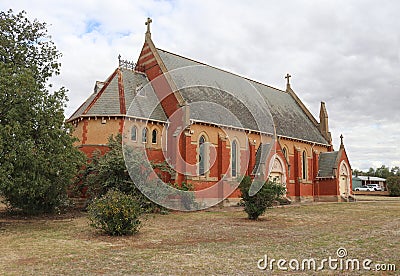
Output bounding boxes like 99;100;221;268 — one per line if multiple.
353;165;400;179
353;165;400;196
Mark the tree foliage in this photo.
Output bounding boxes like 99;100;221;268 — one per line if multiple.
78;134;200;212
239;176;286;220
78;134;167;213
0;10;84;214
386;176;400;196
353;165;400;178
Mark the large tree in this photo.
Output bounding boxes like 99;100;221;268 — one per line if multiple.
0;9;84;214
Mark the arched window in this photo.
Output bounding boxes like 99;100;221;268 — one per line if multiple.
152;129;158;144
302;151;307;179
199;135;206;176
282;147;287;160
131;126;137;141
142;127;147;143
231;140;238;177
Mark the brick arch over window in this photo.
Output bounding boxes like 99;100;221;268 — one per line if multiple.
282;145;288;160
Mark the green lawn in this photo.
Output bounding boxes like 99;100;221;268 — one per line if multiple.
0;201;399;275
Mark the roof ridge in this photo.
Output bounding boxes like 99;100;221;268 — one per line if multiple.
117;69;126;114
67;96;90;121
67;68;124;122
156;48;286;94
82;68;120;115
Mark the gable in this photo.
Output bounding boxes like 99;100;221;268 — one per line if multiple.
68;68;167;122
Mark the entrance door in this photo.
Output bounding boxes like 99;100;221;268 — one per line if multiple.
339;162;350;197
269;156;287;195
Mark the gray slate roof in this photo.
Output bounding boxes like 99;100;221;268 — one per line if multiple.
318;151;339;177
68;68;167;122
69;48;330;146
157;49;329;144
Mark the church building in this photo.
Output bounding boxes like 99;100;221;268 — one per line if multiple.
67;19;353;203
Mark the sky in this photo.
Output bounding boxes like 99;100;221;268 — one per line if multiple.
1;0;399;171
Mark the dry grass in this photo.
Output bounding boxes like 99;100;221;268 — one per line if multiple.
354;195;400;202
0;201;399;275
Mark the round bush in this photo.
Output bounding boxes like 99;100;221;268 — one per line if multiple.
87;189;142;236
239;176;286;220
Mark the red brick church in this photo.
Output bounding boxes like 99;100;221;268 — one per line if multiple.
67;18;353;204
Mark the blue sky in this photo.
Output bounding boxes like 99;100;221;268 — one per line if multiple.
1;0;399;171
84;20;101;34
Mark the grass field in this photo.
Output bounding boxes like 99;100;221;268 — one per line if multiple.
0;201;399;275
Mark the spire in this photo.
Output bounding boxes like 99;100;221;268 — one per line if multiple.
319;102;332;144
319;102;328;131
285;73;291;91
145;17;152;39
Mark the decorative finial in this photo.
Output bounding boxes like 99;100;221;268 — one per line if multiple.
285;73;291;86
340;134;344;147
145;17;152;34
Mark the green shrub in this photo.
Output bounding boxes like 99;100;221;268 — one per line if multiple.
87;189;142;236
239;176;286;220
78;134;166;214
387;176;400;196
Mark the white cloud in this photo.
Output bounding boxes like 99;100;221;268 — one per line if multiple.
1;0;399;171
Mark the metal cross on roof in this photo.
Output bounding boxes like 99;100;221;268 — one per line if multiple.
145;17;152;33
285;73;291;85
